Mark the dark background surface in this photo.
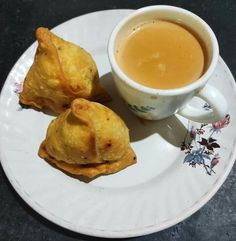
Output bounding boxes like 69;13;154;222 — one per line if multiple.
0;0;235;240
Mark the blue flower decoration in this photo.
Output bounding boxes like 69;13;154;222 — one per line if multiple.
184;148;211;165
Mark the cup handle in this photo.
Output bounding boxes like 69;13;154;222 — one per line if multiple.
177;84;228;123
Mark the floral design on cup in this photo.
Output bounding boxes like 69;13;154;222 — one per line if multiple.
181;114;230;175
127;104;155;113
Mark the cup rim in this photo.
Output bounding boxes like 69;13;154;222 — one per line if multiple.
108;5;219;96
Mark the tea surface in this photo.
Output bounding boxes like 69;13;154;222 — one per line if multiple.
116;20;205;89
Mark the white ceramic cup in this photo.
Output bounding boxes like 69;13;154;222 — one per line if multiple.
108;5;228;123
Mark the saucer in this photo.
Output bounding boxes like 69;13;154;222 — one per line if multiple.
0;10;235;238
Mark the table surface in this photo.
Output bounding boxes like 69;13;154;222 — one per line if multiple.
0;0;235;240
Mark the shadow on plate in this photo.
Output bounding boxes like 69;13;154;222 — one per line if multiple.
100;72;188;147
18;72;189;148
19;102;58;117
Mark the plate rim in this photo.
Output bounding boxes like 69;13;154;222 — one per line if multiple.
0;9;236;238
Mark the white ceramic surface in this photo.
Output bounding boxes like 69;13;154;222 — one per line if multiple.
0;10;236;238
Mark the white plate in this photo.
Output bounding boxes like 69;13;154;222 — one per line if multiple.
0;10;236;238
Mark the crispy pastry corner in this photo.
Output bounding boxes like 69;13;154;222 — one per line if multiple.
20;27;111;113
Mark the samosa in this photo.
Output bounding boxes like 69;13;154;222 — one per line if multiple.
38;98;136;178
19;27;110;113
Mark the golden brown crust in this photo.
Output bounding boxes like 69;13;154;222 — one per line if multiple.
70;99;99;163
38;98;136;178
39;141;136;178
19;27;111;113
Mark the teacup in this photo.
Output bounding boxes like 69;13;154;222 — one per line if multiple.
108;5;228;123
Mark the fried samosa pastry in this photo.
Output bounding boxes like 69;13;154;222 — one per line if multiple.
38;98;136;178
19;27;110;113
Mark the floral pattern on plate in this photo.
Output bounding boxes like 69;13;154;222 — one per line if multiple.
181;114;230;175
14;81;24;111
14;81;23;95
127;104;155;113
